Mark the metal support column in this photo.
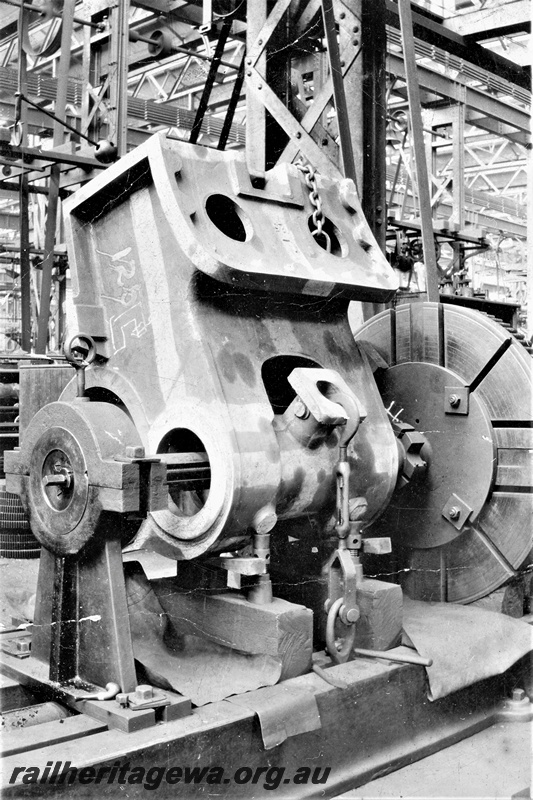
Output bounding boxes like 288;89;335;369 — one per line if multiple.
35;0;76;354
109;0;131;158
245;0;267;181
362;0;387;251
398;0;440;302
17;4;31;352
361;0;388;320
451;104;466;229
321;0;356;183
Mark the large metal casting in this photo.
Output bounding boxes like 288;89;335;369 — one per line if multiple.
32;132;399;563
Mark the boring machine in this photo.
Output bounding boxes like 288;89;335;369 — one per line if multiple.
2;132;532;794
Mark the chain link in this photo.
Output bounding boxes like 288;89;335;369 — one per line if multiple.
295;158;331;253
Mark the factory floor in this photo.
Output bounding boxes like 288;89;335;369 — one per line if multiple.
0;556;531;800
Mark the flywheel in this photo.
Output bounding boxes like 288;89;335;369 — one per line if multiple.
354;302;533;603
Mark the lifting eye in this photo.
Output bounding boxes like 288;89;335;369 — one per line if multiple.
262;355;321;415
205;195;253;242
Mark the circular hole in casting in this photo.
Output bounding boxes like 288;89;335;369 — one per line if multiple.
205;195;253;242
157;429;211;518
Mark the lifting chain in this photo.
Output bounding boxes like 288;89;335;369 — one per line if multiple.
323;391;365;664
296;159;331;253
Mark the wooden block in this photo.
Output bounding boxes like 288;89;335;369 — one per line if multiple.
355;578;403;651
19;365;73;441
152;578;313;680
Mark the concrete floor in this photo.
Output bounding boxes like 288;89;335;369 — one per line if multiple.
337;721;532;799
1;556;531;800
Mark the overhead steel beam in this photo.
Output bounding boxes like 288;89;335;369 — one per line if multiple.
465;114;530;147
386;164;527;222
387;192;527;239
0;65;245;144
384;0;529;91
443;0;531;41
387;53;530;138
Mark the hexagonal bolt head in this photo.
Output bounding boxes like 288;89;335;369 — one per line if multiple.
512;688;526;702
135;684;153;701
16;639;31;653
116;693;129;707
126;446;145;459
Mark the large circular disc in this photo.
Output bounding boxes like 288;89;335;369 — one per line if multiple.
354;302;533;603
17;401;142;555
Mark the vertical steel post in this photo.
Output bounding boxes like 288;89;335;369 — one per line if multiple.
109;0;131;158
451;104;465;229
321;0;356;183
36;0;76;353
340;0;363;192
245;0;266;181
17;5;31;352
398;0;439;303
361;0;388;320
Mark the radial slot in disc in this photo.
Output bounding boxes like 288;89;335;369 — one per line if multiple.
354;302;533;603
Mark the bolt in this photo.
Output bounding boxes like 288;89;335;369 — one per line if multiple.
16;639;31;653
340;60;345;68
339;12;345;19
135;684;153;702
353;39;359;46
449;394;461;408
345;608;359;623
258;39;263;45
116;693;129;707
512;688;526;702
294;397;309;419
252;505;277;535
449;506;460;520
353;25;359;33
125;445;145;459
246;70;252;77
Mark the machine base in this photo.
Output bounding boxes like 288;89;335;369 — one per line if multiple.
1;639;529;798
